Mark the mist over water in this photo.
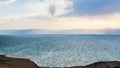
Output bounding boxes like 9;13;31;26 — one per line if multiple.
0;35;120;67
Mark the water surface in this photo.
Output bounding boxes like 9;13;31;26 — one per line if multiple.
0;35;120;67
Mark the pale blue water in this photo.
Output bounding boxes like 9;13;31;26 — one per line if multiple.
0;35;120;67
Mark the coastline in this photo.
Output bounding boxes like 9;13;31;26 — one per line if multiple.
0;55;120;68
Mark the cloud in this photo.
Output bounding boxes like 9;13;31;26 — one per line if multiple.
1;12;120;30
54;0;73;16
23;0;73;19
24;15;50;20
65;0;120;16
49;4;55;16
0;0;16;3
24;0;49;16
0;0;73;18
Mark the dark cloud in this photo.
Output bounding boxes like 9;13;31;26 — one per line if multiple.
49;4;56;16
63;0;120;16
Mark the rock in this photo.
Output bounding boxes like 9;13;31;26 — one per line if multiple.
0;55;40;68
0;55;120;68
70;61;120;68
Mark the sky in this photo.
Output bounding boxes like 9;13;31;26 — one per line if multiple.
0;0;120;30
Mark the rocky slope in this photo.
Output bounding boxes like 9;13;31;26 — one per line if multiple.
0;55;120;68
70;61;120;68
0;55;40;68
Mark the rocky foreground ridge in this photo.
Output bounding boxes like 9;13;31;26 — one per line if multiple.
0;55;120;68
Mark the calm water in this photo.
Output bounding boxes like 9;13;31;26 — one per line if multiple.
0;35;120;67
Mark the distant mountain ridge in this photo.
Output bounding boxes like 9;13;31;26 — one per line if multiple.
0;29;120;35
0;29;41;35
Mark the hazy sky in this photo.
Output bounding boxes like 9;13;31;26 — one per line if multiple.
0;0;120;30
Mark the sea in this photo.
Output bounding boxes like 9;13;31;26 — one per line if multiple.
0;34;120;67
